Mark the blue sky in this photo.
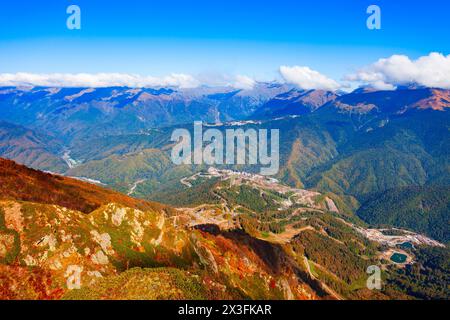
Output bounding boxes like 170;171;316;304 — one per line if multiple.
0;0;449;85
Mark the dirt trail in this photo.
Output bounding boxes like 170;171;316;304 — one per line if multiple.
127;179;146;196
303;256;343;300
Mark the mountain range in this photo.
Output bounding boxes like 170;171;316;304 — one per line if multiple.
0;83;449;300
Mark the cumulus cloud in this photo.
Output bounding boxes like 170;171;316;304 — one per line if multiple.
345;52;450;90
279;66;340;91
0;72;201;89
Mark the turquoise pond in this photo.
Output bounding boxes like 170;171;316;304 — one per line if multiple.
398;242;413;249
390;252;407;263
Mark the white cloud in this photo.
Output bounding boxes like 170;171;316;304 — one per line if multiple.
7;53;449;92
279;66;340;91
345;52;450;90
0;72;201;89
0;72;258;90
231;75;256;90
195;73;257;90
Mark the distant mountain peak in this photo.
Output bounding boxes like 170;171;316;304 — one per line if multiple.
327;86;450;116
252;88;338;119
